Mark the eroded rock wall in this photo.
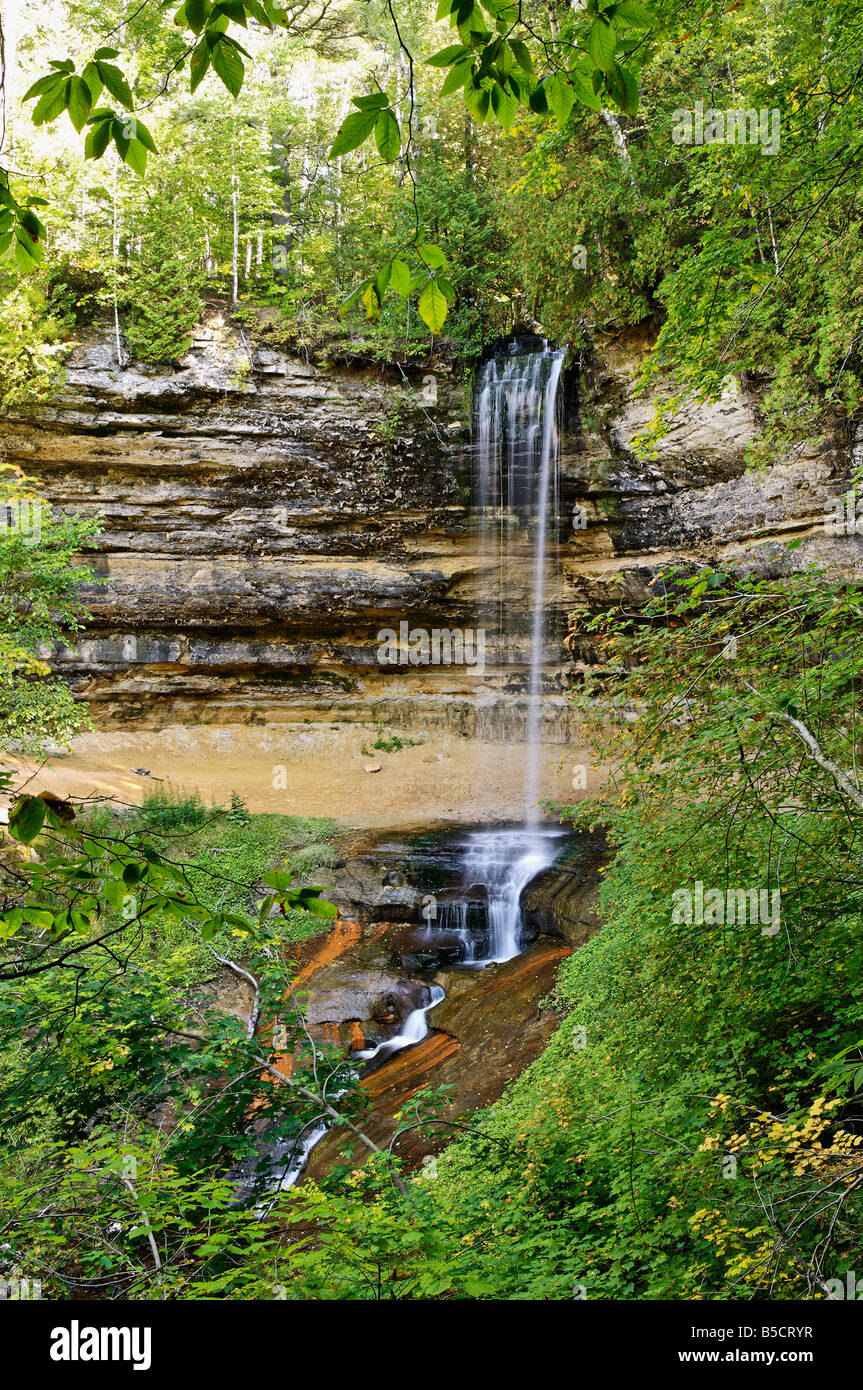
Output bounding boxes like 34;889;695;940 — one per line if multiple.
3;321;859;740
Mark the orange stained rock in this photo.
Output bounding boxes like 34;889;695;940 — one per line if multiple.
361;1031;461;1100
290;917;366;989
258;918;386;1086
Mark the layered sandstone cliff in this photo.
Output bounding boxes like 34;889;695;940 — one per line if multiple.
2;317;858;749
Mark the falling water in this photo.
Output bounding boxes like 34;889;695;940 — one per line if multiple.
437;827;564;963
473;339;566;820
352;985;445;1061
424;340;568;964
252;343;569;1195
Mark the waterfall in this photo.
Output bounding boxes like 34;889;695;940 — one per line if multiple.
352;985;445;1061
418;339;569;965
473;339;566;820
438;827;563;963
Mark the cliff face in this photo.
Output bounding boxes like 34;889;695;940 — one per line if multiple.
2;319;858;745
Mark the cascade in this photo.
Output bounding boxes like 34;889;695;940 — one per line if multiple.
427;339;567;965
276;341;568;1186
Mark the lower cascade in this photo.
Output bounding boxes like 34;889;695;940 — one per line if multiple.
353;984;446;1061
436;826;565;964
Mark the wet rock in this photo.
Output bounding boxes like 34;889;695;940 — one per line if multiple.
389;924;468;972
520;832;607;947
290;921;428;1039
304;936;573;1179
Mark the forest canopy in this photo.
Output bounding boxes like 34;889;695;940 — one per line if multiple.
0;0;860;456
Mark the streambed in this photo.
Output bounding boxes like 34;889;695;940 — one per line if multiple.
266;821;603;1186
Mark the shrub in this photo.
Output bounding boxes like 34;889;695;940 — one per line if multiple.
122;257;204;364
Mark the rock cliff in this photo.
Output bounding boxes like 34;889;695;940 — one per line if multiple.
2;318;858;752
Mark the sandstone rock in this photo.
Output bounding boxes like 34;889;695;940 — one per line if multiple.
520;832;607;947
304;936;572;1179
3;324;860;740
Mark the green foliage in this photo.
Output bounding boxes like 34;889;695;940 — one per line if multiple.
0;476;101;753
0;284;70;410
122;254;205;364
227;791;251;824
139;789;212;832
360;725;423;755
0;175;49;272
0;793;354;1296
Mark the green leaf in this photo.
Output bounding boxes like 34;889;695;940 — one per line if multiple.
389;258;412;295
352;92;390;111
190;38;211;91
614;0;655;27
528;82;549;115
375;108;400;161
96;61;134;110
124;138;149;178
262;869;293;891
92;46;121;59
9;796;46;843
416;241;447;269
242;0;274;26
339;278;372;316
508;37;533;73
570;67;603;111
607;61;639;116
547;73;576;126
418;278;448;335
67;75;93;132
132;117;158;153
374;260;392;300
84;118;113;159
436;274;456;303
490;80;518;131
455;1;486;35
210;36;245;97
427;44;470;67
122;862;148;886
361;281;381;321
301;896;338;919
441;61;474;97
0;909;24;940
112;117;132;163
212;0;248;22
81;62;104;103
14;230;42;268
22;906;54;929
588;17;617;72
32;85;69;125
23;73;65;102
185;0;211;32
330;108;378;158
464;83;491;121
